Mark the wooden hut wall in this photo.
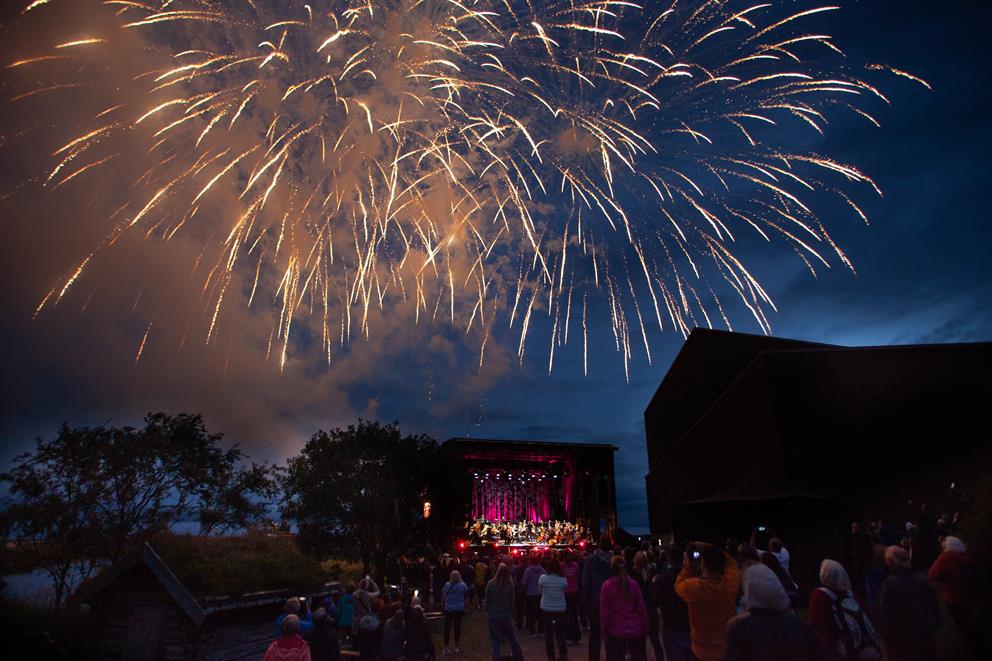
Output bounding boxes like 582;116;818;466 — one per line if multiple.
88;563;196;660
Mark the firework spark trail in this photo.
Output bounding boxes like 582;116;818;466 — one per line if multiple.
7;0;926;373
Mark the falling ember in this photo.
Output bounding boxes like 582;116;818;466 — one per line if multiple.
134;322;152;365
8;0;926;374
22;0;51;13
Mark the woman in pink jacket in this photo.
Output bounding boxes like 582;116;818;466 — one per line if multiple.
599;555;649;661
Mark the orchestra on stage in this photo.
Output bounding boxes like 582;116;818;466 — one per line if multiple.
464;517;588;547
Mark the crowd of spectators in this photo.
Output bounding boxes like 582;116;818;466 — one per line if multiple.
267;501;986;661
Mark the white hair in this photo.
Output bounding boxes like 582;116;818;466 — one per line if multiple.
819;559;852;593
942;536;967;553
742;564;790;612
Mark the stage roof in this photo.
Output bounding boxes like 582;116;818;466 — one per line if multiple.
445;437;618;451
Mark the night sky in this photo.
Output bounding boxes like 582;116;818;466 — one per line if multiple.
1;1;990;531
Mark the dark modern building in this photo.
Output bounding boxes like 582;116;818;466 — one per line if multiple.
442;438;619;541
644;329;992;587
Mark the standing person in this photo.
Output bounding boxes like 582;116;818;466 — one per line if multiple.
760;552;799;611
600;555;649;661
876;546;940;661
434;555;450;609
265;614;312;661
847;523;874;598
307;608;341;661
487;563;524;661
441;569;468;655
582;537;614;661
724;564;821;661
864;545;889;613
767;538;791;575
632;551;662;660
403;606;435;661
513;555;527;630
476;556;491;610
379;610;406;661
540;557;569;661
927;536;986;653
523;555;547;635
276;597;315;638
674;543;741;661
576;549;589;632
380;588;402;623
356;600;382;661
351;577;381;642
461;559;477;610
336;585;355;647
654;545;692;661
561;550;582;644
809;559;880;661
907;503;941;575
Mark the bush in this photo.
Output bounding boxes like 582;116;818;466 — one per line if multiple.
143;531;329;597
320;557;364;586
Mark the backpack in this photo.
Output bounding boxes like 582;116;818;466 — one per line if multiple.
817;587;881;660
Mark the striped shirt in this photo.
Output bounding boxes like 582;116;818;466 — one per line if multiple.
539;573;568;612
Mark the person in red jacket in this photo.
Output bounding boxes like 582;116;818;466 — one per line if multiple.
927;536;975;612
927;536;986;655
265;615;312;661
809;559;880;661
600;555;649;661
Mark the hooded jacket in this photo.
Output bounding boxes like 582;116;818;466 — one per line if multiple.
725;565;821;661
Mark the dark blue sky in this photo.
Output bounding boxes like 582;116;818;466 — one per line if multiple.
1;1;990;531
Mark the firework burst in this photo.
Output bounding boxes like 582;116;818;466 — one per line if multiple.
6;0;926;377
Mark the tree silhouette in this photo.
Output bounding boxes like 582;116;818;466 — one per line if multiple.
0;413;278;607
283;420;438;576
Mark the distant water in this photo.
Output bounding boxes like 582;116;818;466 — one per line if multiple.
3;569;72;607
0;521;212;607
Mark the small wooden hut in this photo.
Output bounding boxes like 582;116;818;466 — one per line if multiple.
74;543;337;660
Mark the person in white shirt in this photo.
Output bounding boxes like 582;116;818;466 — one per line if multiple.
540;557;569;660
768;537;791;575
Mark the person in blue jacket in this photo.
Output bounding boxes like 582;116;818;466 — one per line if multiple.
441;569;468;655
274;597;313;639
337;584;356;647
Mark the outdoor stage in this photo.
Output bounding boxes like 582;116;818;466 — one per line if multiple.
444;437;620;543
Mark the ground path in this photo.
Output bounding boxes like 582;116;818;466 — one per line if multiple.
424;606;594;660
338;605;602;660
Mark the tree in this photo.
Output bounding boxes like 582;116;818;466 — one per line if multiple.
283;420;438;576
0;413;278;607
0;424;106;609
197;460;283;536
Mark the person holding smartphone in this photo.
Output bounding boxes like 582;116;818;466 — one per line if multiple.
675;543;741;661
275;597;314;639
